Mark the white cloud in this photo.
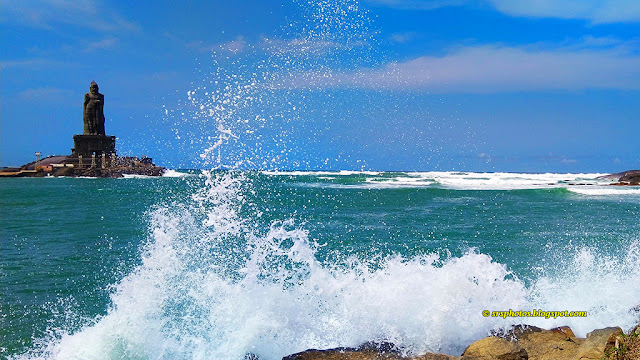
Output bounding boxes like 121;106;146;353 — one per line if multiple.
3;0;140;33
85;37;119;52
0;59;76;69
560;158;578;164
274;40;640;93
389;32;417;43
488;0;640;23
368;0;472;10
368;0;640;23
18;87;74;101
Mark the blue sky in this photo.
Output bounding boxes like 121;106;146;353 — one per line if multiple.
1;0;639;172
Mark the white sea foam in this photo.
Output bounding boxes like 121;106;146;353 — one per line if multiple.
121;174;154;179
408;172;608;190
162;169;194;178
16;172;640;360
293;181;434;190
262;170;381;176
265;171;626;191
567;187;640;196
364;176;435;187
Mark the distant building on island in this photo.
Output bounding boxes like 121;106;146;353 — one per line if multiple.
0;81;164;178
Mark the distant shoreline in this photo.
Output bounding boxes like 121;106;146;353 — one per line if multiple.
0;154;165;178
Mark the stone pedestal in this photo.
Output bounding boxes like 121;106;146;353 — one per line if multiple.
72;135;116;157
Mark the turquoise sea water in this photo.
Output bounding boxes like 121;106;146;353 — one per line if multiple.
1;171;639;359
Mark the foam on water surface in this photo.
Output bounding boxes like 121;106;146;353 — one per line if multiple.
162;169;196;178
263;171;640;193
567;187;640;196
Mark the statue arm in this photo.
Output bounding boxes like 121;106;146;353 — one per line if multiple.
84;93;90;110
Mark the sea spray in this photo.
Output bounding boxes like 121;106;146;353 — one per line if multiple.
17;177;529;358
526;242;640;335
162;0;380;171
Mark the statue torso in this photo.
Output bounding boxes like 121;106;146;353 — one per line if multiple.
85;92;104;107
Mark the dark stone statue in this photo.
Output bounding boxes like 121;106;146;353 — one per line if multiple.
83;81;106;135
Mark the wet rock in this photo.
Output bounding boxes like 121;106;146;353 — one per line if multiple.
462;336;527;360
357;341;403;354
282;347;403;360
51;166;75;177
549;326;576;339
497;325;624;360
574;327;622;360
282;342;404;360
513;326;582;360
492;325;544;342
415;354;461;360
282;342;460;360
283;349;462;360
281;325;631;360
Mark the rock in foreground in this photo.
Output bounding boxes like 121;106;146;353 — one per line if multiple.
283;324;637;360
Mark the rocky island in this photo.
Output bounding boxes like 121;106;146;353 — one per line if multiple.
0;81;165;178
598;170;640;186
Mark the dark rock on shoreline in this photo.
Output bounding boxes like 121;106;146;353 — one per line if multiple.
282;323;637;360
283;341;404;360
619;172;640;185
0;155;165;178
598;170;640;185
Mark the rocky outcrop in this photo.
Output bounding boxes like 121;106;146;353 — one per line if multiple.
619;172;640;185
507;326;622;360
283;342;461;360
283;342;408;360
72;164;165;178
599;170;640;185
462;337;527;360
575;327;622;360
282;324;633;360
0;158;165;178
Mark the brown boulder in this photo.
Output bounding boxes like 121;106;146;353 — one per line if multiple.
501;325;623;360
462;337;527;360
515;327;582;360
574;327;622;360
493;325;544;342
281;325;631;360
415;354;461;360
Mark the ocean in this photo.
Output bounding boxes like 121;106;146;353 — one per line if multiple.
1;171;639;359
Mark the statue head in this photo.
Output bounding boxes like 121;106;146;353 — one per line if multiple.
90;81;99;94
